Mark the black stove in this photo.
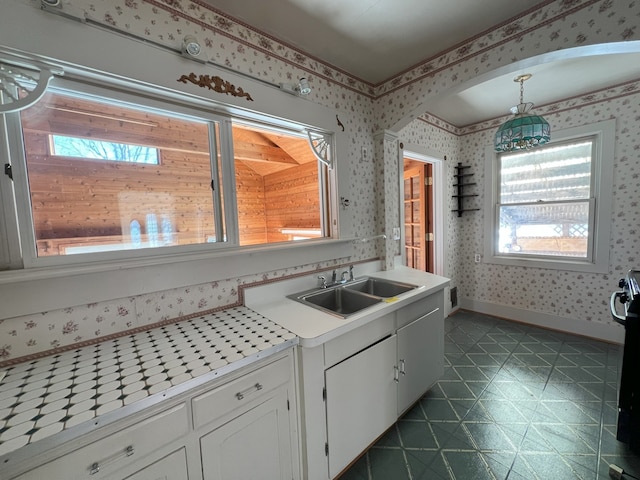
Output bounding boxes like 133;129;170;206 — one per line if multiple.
610;269;640;451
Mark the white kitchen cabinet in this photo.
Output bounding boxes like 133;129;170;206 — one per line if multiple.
200;388;293;480
325;335;397;479
123;448;189;480
315;289;445;479
193;354;297;480
397;305;444;415
13;403;190;480
6;350;299;480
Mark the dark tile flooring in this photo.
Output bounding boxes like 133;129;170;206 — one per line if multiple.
339;310;640;480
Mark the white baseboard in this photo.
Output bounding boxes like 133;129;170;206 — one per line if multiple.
459;298;624;344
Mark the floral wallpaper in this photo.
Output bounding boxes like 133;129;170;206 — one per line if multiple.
401;79;640;339
1;0;639;363
398;118;461;292
376;0;640;131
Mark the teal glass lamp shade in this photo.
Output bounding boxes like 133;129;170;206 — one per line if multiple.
494;102;550;152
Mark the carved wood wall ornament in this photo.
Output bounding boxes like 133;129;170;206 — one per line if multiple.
177;73;254;101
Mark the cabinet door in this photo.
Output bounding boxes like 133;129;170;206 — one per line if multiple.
397;308;444;415
325;335;397;479
122;448;188;480
200;388;293;480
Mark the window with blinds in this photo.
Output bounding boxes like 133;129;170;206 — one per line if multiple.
497;139;594;258
484;120;614;273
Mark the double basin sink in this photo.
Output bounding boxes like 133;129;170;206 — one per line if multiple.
287;277;420;318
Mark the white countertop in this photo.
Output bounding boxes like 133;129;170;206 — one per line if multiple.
0;307;297;460
245;265;450;348
0;265;449;465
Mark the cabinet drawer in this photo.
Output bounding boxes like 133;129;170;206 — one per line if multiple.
124;448;188;480
192;356;291;429
324;312;394;368
16;403;189;480
396;291;443;329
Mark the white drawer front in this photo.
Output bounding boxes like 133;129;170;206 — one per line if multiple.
192;356;291;429
396;291;443;329
16;403;189;480
123;448;188;480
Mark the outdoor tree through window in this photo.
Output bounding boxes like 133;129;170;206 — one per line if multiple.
51;135;159;164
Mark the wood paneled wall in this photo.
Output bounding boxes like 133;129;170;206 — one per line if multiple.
235;161;267;245
20;91;321;255
23;133;216;255
236;161;321;245
264;161;321;243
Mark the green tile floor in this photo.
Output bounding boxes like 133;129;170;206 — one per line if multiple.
339;310;640;480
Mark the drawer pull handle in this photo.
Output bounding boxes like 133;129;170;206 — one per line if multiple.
236;382;263;400
89;445;135;475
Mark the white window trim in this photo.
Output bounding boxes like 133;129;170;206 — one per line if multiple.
400;145;448;279
0;7;354;321
3;74;338;270
0;114;23;270
483;119;615;273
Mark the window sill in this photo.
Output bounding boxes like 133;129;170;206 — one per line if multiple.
484;253;608;274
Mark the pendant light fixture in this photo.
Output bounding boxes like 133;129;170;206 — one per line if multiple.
494;73;550;152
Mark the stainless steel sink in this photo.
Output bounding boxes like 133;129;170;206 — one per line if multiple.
288;286;382;318
287;276;419;318
343;277;417;298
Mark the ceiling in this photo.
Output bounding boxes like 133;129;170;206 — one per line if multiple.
202;0;640;126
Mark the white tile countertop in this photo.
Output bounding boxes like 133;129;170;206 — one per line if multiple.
245;265;450;348
0;306;297;459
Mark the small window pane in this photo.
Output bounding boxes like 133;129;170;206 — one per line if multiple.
412;225;422;246
411;176;420;199
404;202;411;222
19;90;221;257
51;135;159;164
231;122;326;246
500;141;592;204
403;178;411;200
498;201;590;257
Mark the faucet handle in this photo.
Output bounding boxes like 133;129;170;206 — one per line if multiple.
318;275;327;288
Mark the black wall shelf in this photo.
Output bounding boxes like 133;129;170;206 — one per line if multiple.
452;163;479;217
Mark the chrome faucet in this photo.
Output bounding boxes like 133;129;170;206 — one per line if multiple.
320;266;355;288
